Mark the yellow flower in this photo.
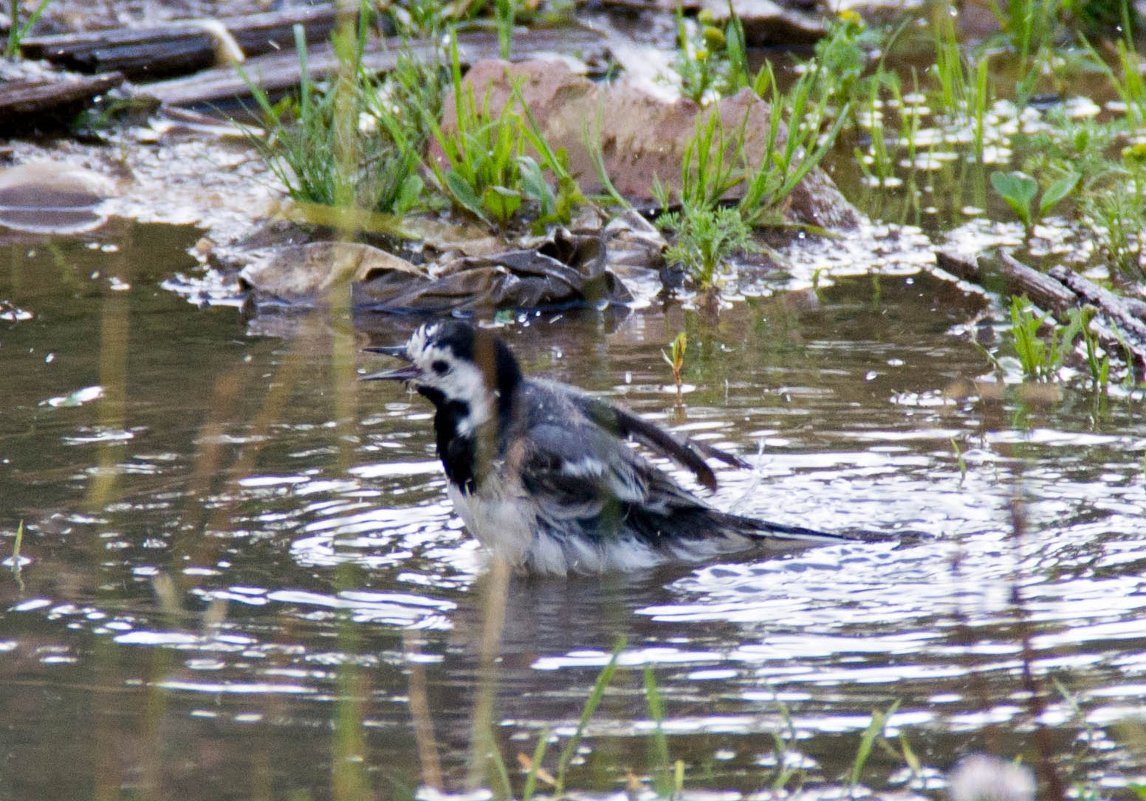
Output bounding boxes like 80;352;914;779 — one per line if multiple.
1122;142;1146;164
702;25;726;49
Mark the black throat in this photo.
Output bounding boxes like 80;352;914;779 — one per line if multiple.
419;332;522;495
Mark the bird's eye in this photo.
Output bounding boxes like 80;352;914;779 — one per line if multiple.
431;360;450;375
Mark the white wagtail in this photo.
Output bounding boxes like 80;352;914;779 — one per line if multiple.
362;321;854;574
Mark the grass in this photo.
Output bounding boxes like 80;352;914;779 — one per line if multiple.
654;63;846;290
5;0;53;56
424;37;584;231
244;20;437;224
1005;295;1112;386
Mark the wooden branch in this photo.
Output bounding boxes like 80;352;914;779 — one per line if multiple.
139;26;609;108
0;72;124;131
934;248;1075;312
935;248;1146;372
1046;265;1146;327
20;6;339;79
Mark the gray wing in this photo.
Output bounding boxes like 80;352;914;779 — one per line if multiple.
529;379;747;492
514;382;715;541
515;382;851;547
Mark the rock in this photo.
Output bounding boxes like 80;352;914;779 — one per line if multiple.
239;241;426;306
354;227;633;313
441;59;862;230
0;160;117;234
239;231;635;314
698;0;824;45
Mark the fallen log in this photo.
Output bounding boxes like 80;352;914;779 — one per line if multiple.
935;249;1076;313
20;6;340;79
0;70;124;132
139;25;609;108
935;248;1146;373
1046;264;1146;328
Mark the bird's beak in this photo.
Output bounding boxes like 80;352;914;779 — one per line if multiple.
361;345;419;382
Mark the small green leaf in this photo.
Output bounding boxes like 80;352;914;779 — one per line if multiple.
444;171;487;223
394;174;424;215
990;170;1037;227
481;185;522;226
1040;171;1081;215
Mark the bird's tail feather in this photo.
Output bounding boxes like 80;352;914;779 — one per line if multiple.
715;511;858;546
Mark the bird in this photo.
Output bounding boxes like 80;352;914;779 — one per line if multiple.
361;320;854;575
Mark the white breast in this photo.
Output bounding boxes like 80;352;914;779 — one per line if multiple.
446;482;678;574
446;483;535;566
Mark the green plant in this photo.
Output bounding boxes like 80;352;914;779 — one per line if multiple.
1007;295;1093;382
849;701;900;786
951;437;967;483
494;0;515;59
5;0;53;56
663;332;688;392
927;1;993;160
1082;156;1146;280
1070;306;1110;387
738;66;848;226
549;645;623;796
642;665;683;798
425;38;583;230
659;204;756;289
670;7;775;104
244;23;432;220
808;11;871;110
671;7;723;105
9;519;24;591
654;67;845;289
987;0;1061;100
990;170;1079;235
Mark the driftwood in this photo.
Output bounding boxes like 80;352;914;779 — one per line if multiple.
935;248;1146;371
139;26;609;107
20;6;339;80
1046;264;1146;329
0;71;124;131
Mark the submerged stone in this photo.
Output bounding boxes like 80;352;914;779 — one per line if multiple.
239;230;636;314
0;160;117;234
698;0;824;45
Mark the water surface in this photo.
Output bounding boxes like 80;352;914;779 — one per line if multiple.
1;221;1144;800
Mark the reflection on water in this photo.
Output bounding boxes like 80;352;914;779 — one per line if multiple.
1;223;1145;800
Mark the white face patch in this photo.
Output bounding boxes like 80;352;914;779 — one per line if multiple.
406;325;494;435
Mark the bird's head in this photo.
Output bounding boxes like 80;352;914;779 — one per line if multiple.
362;321;522;427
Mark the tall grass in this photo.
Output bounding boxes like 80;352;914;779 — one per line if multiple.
244;17;438;223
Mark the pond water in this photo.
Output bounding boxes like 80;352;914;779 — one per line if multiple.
1;219;1145;800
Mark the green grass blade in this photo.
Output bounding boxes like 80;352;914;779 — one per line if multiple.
7;0;53;56
521;726;552;801
849;700;899;786
643;664;673;796
554;641;624;795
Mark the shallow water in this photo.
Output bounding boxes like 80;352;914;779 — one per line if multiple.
2;220;1145;800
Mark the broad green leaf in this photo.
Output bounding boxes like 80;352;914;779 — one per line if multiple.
990;170;1037;226
1040;171;1081;215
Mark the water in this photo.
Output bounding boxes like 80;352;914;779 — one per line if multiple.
2;221;1145;800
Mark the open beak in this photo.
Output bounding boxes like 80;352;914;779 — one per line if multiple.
361;345;419;382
